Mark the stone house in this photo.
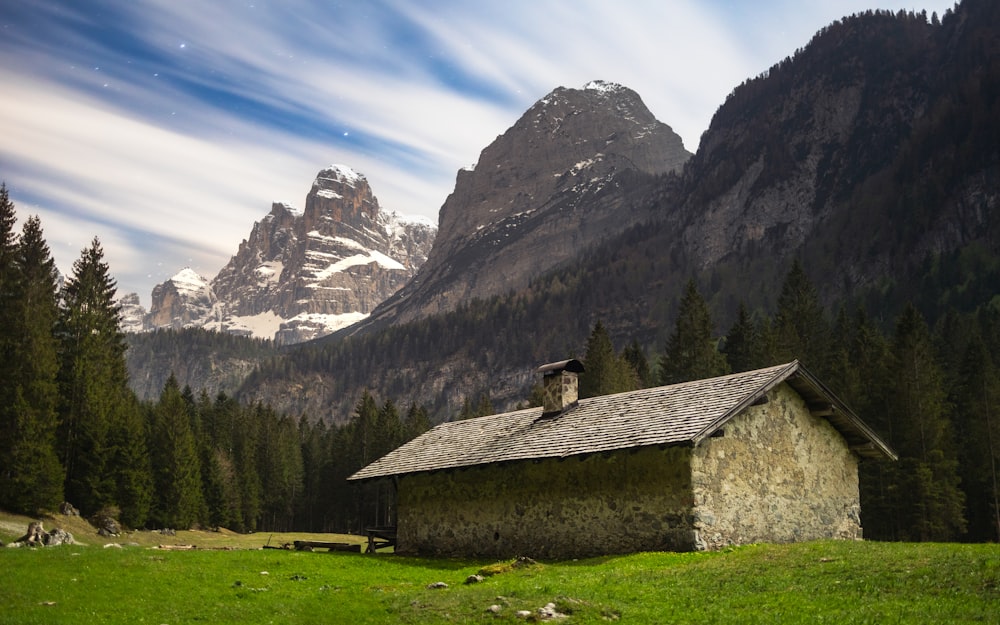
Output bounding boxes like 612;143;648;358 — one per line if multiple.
349;360;895;558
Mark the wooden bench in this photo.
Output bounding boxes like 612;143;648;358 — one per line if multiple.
364;526;397;553
293;540;361;553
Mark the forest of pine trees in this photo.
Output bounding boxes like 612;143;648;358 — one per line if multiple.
1;184;997;542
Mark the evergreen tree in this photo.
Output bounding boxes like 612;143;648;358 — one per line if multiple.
457;396;476;420
658;279;729;385
0;183;21;506
403;402;431;441
473;393;494;419
149;374;204;528
325;422;355;532
350;390;379;468
883;304;965;541
107;393;152;528
371;398;403;526
953;335;1000;541
233;401;261;532
56;237;130;514
0;215;64;513
846;308;896;540
581;320;638;398
375;398;403;457
622;339;653;387
348;390;380;531
256;406;303;531
722;301;762;373
297;417;329;532
773;260;832;374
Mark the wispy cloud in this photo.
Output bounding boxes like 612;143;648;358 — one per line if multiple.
0;0;954;303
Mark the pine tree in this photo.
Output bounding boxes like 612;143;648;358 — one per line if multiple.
773;260;832;375
848;308;896;541
581;320;638;398
658;279;729;385
403;402;431;441
348;390;380;531
350;390;379;468
233;401;261;532
56;238;133;514
0;184;21;506
953;335;1000;541
149;374;204;529
0;216;65;513
622;340;653;388
107;393;152;528
884;304;965;541
722;301;762;373
297;417;329;532
257;407;304;531
325;422;355;531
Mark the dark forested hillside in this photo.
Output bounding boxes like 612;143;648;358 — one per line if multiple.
125;329;276;401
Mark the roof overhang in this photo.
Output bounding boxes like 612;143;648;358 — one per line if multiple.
691;361;896;460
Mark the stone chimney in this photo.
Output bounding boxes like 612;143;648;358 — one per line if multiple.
537;359;585;416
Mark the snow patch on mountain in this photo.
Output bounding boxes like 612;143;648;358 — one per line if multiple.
255;261;283;286
316;164;362;188
170;268;212;295
583;79;624;93
204;310;285;339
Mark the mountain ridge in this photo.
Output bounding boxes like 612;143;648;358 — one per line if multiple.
346;80;691;334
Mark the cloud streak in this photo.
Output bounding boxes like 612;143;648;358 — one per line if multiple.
0;0;955;304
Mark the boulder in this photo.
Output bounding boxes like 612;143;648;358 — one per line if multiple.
10;522;75;547
59;502;80;516
92;512;121;536
44;528;75;546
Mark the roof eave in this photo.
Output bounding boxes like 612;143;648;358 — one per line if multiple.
690;361;802;445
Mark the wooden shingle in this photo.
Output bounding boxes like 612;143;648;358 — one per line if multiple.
349;361;894;481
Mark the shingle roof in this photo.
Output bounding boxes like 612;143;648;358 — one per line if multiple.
349;361;895;481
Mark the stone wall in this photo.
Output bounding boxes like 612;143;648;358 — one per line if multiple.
395;381;862;558
396;445;695;558
690;383;862;550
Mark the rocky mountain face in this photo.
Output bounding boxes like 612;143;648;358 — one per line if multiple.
124;166;435;345
350;80;691;332
674;2;1000;303
127;1;1000;419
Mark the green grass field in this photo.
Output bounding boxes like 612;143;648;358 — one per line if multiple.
1;512;998;624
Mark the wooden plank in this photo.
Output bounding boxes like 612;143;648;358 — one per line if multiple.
294;540;362;552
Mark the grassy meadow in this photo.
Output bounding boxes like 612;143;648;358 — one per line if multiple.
1;512;998;624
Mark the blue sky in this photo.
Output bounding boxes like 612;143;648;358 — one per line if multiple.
0;0;953;305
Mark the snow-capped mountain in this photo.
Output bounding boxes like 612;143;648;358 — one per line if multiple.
127;165;435;344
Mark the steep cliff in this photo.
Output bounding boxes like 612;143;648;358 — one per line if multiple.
352;80;691;332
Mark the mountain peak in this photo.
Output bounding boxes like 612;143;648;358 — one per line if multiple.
315;164;364;189
170;267;210;290
353;81;692;330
